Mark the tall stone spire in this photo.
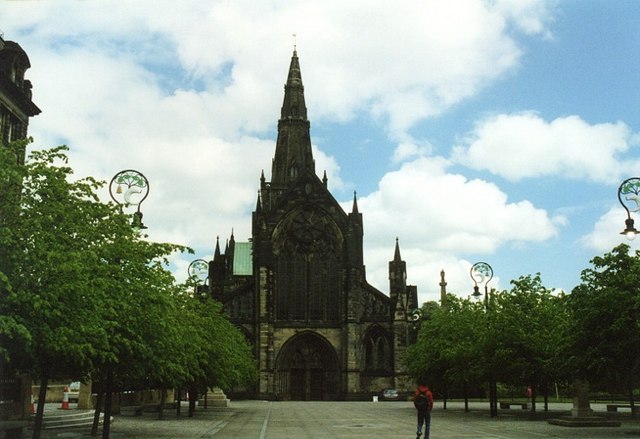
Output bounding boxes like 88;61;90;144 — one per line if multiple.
439;269;448;307
270;49;315;185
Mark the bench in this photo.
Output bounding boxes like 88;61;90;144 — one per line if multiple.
606;404;639;413
500;401;528;410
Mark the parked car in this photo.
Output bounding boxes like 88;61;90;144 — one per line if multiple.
67;381;80;402
378;388;400;401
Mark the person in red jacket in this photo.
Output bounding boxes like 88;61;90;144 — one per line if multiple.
413;383;434;438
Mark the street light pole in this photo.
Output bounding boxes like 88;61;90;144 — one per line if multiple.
109;169;150;230
99;170;150;439
470;261;498;418
617;177;640;240
185;258;210;416
188;258;209;300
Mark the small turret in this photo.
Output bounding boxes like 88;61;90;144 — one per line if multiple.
389;237;407;308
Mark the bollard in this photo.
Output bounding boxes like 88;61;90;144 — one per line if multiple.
60;386;70;410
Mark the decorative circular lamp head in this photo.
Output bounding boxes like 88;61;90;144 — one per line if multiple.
617;177;640;240
470;261;493;298
109;170;150;229
188;259;209;284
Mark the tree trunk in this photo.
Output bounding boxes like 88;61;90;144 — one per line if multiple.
31;371;48;439
102;367;113;439
158;388;166;420
530;383;537;414
463;381;469;412
188;384;197;417
442;384;448;410
630;384;636;419
91;390;104;437
543;384;549;412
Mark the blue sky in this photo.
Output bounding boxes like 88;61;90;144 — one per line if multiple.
2;0;639;303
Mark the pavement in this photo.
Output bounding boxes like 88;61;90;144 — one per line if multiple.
26;400;640;438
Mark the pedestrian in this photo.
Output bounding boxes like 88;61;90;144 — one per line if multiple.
413;382;434;438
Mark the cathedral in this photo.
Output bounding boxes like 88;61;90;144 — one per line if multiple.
208;50;419;401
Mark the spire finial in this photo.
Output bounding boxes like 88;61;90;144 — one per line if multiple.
214;235;221;258
293;33;297;52
352;190;359;214
394;237;402;261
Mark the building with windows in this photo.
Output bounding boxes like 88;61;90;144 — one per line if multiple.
0;34;40;151
209;50;419;400
0;34;39;438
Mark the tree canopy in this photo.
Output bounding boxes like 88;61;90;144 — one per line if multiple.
0;141;257;437
566;244;640;396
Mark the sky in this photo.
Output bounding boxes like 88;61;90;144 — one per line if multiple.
2;0;639;304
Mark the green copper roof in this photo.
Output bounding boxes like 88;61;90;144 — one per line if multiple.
233;242;253;275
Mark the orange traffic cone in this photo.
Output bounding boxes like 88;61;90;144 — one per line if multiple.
30;394;35;414
60;386;70;410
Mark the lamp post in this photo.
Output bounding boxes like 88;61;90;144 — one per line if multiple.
617;177;640;240
109;169;150;230
470;261;498;418
188;258;209;300
185;258;210;416
98;170;150;438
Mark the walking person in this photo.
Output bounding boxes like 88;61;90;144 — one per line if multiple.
413;382;434;438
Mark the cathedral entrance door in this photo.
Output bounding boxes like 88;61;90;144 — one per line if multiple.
275;332;339;400
290;368;305;400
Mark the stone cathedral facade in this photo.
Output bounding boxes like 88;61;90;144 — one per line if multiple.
208;50;419;401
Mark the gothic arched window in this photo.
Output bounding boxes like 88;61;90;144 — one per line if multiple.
274;209;342;322
364;327;391;372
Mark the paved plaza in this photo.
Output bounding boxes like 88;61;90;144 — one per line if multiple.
32;400;640;439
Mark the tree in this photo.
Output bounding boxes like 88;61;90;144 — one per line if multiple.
491;274;566;412
0;140;31;363
566;244;640;413
1;142;258;438
175;291;257;416
406;295;486;410
1;144;124;438
0;143;190;438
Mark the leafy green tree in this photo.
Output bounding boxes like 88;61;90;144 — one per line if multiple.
1;141;258;438
0;140;31;363
175;290;257;416
406;295;486;409
0;144;122;438
90;234;188;434
491;274;566;411
566;244;640;411
0;143;189;438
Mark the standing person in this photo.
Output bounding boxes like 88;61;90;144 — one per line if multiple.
413;383;434;438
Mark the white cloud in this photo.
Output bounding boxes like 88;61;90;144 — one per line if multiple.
392;138;433;163
360;156;562;249
1;0;573;302
6;0;555;136
490;0;555;37
349;156;562;298
452;113;639;182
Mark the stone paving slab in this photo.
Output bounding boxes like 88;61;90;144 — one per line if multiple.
28;400;640;438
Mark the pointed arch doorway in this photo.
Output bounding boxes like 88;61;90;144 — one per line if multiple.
275;331;339;400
